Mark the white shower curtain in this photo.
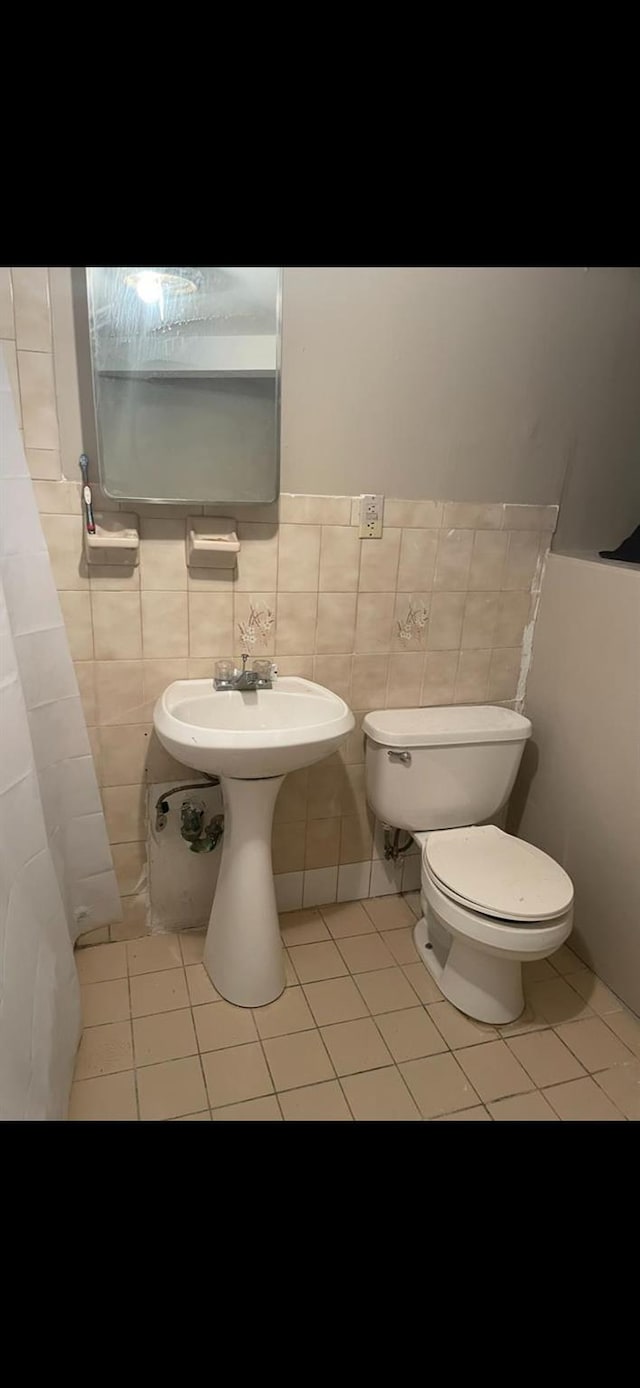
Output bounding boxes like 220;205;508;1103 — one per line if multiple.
0;357;120;1119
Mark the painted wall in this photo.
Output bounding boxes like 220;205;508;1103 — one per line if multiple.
510;553;640;1014
68;266;640;511
281;267;640;505
551;268;640;555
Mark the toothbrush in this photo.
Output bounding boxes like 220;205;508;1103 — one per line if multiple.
79;453;96;534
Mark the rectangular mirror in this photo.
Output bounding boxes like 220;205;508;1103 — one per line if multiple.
85;266;281;504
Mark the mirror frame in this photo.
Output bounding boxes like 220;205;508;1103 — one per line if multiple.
77;266;282;506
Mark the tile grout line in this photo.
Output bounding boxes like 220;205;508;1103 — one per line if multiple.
184;922;418;1114
253;1028;285;1111
259;1011;340;1108
73;1040;631;1117
184;933;299;1115
180;933;215;1118
316;901;450;1115
589;1068;633;1120
73;903;638;1119
314;902;629;1113
191;998;215;1119
125;957;140;1120
318;929;482;1115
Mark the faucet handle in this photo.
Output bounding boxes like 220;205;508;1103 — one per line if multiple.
214;659;235;690
252;659;273;681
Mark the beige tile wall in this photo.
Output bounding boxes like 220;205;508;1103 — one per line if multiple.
1;267;558;934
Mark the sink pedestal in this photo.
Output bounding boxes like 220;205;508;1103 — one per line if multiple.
203;773;285;1007
154;676;355;1003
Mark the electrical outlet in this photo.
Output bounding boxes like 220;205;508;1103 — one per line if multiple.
358;494;384;539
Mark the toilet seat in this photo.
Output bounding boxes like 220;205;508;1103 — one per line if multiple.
421;856;573;956
414;862;573;1021
423;825;574;923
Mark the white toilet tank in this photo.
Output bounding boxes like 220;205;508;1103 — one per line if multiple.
363;706;532;833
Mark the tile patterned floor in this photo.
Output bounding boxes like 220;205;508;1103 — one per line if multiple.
69;893;640;1121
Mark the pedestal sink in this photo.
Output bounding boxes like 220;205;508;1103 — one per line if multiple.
154;678;354;1006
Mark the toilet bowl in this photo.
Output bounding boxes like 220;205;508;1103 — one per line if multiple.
363;705;574;1024
413;825;573;1023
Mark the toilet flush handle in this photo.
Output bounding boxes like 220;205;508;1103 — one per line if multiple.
388;750;411;765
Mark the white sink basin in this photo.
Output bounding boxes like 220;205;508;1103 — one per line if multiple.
153;676;355;1007
154;676;354;778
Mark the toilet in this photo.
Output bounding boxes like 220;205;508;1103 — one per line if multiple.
363;706;574;1024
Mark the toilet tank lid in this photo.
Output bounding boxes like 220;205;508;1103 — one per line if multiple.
362;705;532;748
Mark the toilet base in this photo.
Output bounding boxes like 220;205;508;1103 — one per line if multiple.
414;915;525;1024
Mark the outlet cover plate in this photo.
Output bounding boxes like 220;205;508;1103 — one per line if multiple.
358;494;384;539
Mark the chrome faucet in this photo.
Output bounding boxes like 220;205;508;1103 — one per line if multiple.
214;654;274;692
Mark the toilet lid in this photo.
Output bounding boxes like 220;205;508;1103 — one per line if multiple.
424;825;574;922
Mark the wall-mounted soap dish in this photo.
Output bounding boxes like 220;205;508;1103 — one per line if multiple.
186;517;240;570
84;512;140;567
